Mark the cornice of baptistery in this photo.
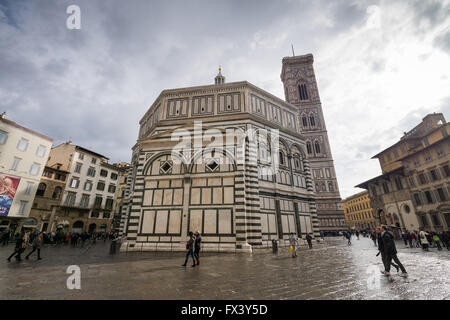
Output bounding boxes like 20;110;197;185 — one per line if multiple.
139;80;299;124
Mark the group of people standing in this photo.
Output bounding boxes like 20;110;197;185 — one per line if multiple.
369;228;450;251
401;230;450;251
182;231;201;267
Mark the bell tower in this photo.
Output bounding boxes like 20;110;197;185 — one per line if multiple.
281;53;345;232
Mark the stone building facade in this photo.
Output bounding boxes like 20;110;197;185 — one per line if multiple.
343;190;377;230
280;54;346;232
112;162;130;232
121;66;323;253
357;113;449;234
47;142;120;234
27;166;68;232
399;117;450;232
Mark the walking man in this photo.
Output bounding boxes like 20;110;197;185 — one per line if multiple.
305;233;313;249
376;227;399;275
381;225;408;279
346;231;352;245
7;231;29;262
25;231;43;260
289;233;298;257
181;231;197;267
194;230;202;265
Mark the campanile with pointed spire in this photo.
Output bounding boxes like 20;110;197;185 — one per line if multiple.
281;53;346;233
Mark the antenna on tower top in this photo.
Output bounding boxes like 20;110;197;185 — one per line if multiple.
291;44;295;56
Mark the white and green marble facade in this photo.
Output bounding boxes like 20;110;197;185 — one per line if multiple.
120;80;320;253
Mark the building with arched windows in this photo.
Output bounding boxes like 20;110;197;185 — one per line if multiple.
356;113;450;234
28;166;68;232
281;54;346;232
120;62;335;252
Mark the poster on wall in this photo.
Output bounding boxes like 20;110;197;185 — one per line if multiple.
0;174;20;217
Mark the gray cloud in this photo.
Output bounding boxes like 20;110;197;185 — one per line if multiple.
1;0;449;198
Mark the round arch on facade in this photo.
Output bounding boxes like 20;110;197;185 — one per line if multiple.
188;147;237;173
142;151;188;176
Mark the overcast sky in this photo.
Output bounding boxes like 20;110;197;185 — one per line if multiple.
1;0;449;198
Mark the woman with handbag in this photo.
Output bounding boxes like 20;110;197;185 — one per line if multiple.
181;231;197;267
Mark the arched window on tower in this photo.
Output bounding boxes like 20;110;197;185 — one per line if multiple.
298;84;309;101
314;141;321;154
307;142;312;154
302;116;308;127
279;151;285;166
328;182;334;192
310;115;316;127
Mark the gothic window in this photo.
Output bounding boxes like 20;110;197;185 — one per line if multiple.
279;152;285;166
394;176;403;190
314;141;321;154
328;182;334;192
310;115;315;127
307;142;312;154
302;116;308;127
298;84;309;100
52;186;62;199
36;183;46;197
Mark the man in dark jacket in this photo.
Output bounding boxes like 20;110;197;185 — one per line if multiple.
305;233;313;249
381;225;408;278
182;232;196;267
7;232;25;262
376;227;398;273
440;232;450;250
194;230;202;265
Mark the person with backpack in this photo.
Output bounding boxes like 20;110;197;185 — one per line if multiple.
345;231;352;245
376;227;399;274
25;231;43;260
381;225;408;279
181;231;197;267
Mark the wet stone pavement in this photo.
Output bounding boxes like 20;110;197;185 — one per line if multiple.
0;236;449;300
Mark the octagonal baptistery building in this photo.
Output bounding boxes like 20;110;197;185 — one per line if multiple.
120;67;320;253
